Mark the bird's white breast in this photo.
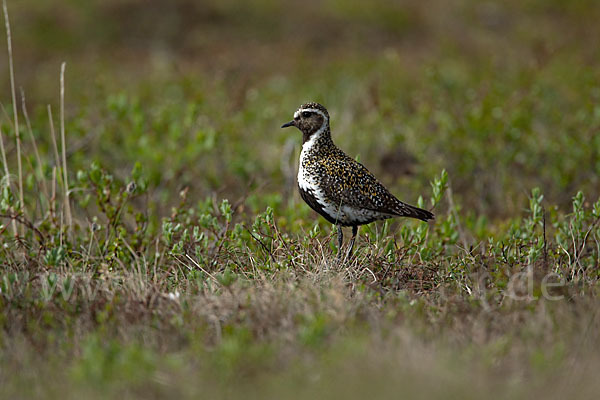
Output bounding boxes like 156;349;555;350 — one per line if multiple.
297;124;324;192
297;126;348;221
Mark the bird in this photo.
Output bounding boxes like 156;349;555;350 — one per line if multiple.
281;102;434;259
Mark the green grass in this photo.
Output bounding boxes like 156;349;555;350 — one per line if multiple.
1;0;600;398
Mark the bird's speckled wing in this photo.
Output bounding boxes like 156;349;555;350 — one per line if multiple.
319;150;431;220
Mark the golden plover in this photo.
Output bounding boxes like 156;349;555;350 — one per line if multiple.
281;102;434;258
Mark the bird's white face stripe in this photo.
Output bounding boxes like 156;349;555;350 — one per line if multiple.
294;108;328;123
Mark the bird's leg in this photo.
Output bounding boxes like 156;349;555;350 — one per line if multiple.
336;225;343;259
346;225;358;260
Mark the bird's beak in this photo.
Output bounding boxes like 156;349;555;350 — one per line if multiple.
281;121;295;128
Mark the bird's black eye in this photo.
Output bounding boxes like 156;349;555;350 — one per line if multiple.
301;111;312;118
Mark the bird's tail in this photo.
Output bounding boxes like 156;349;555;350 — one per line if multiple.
397;202;435;222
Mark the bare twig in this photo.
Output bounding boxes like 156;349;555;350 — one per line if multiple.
575;215;600;268
247;229;276;263
183;253;221;285
0;213;46;244
381;246;408;283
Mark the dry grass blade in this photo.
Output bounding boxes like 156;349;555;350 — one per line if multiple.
47;105;60;222
2;0;19;236
60;62;72;232
0;126;17;236
21;88;49;202
51;166;56;220
47;105;60;167
0;126;9;177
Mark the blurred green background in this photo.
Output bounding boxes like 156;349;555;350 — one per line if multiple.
2;0;600;220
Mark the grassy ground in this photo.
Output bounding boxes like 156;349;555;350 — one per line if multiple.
1;0;600;398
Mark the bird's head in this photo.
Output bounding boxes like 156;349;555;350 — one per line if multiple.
281;102;330;141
